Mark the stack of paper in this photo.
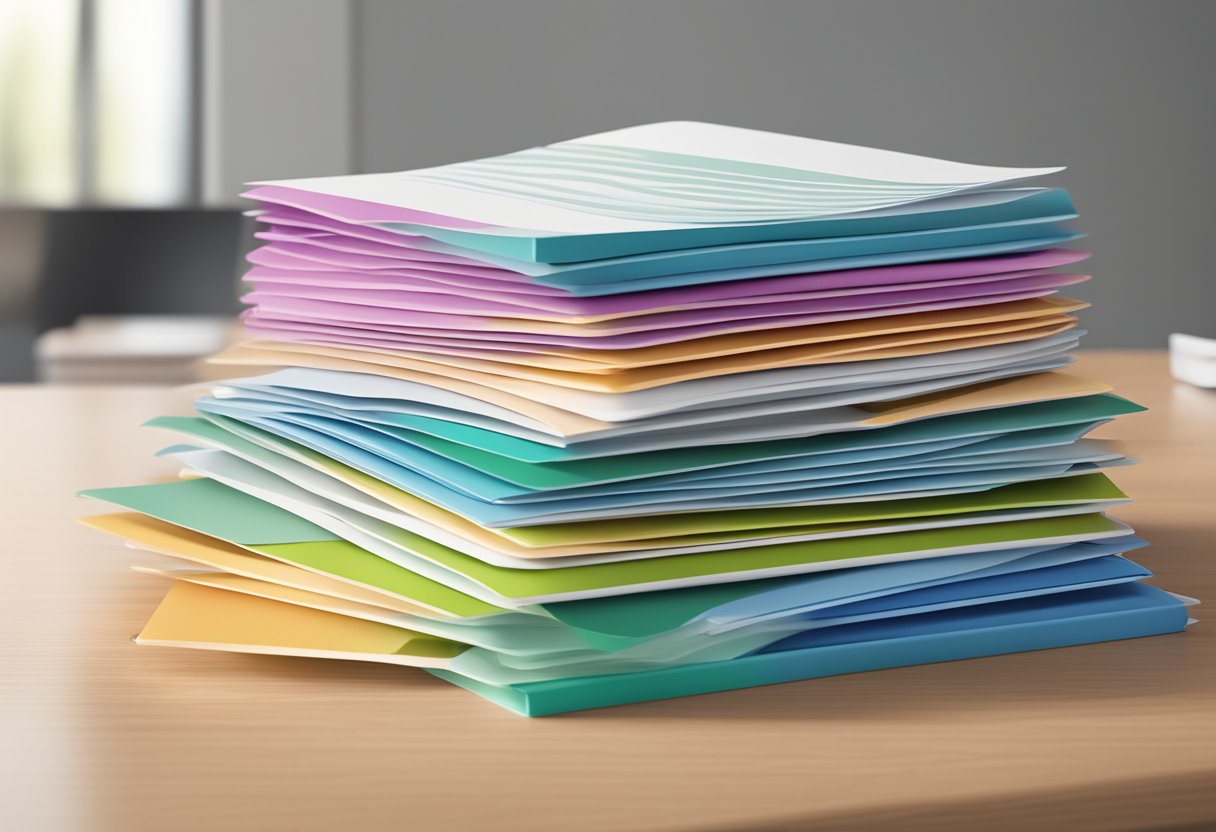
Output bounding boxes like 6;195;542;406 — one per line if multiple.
80;122;1192;715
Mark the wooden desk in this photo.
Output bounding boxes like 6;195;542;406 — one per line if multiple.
3;351;1214;831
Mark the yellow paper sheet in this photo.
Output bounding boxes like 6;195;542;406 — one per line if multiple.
858;370;1112;425
135;567;431;630
380;297;1089;368
219;314;1078;394
137;580;464;663
84;513;436;616
237;296;1082;373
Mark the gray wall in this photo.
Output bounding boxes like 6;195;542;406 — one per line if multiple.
358;0;1216;349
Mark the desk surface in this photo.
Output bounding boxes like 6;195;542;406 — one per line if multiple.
3;351;1214;832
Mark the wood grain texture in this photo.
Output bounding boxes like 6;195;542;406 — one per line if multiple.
2;351;1214;832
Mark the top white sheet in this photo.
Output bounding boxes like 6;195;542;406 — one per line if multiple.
258;122;1063;235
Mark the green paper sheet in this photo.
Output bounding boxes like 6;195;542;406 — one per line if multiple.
179;392;1143;486
81;479;505;618
502;473;1128;546
84;475;1129;604
146;407;1128;552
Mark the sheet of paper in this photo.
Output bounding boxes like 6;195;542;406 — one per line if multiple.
268;188;1084;266
127;454;1138;603
159;408;1105;495
289;234;1088;297
207;357;1089;451
140;568;440;629
141;540;1148;670
203;353;1075;449
82;512;435;615
135;568;1184;706
134;552;1156;688
233;296;1086;368
235;317;1082;378
171;422;1130;527
88;467;1138;591
451;556;1153;683
430;585;1186;715
251;188;1074;277
204;362;1115;453
218;320;1082;410
132;567;601;656
251;216;1074;290
213;331;1082;426
145;414;1133;556
192;373;1132;470
254;121;1063;236
241;272;1087;342
81;478;508;618
161;425;1128;549
544;539;1148;643
170;408;1123;507
136;581;466;665
261;188;1078;265
248;246;1088;313
247;236;1086;318
95;506;1149;664
127;469;1135;605
158;412;1132;548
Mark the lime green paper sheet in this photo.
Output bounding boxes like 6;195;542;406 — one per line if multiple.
506;473;1128;546
84;512;440;616
82;476;1129;604
81;480;505;618
143;406;1130;553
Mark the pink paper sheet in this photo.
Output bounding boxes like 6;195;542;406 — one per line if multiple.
245;245;1089;316
243;284;1076;350
244;270;1087;327
245;185;488;229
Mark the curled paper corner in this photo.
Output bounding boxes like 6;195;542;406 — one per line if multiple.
1169;333;1216;388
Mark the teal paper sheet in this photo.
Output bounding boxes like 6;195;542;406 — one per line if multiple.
194;388;1142;463
168;425;1125;527
468;235;1083;296
445;555;1153;684
399;188;1078;263
430;584;1187;715
81;477;343;545
162;410;1114;500
543;538;1147;649
419;218;1075;282
81;471;1135;606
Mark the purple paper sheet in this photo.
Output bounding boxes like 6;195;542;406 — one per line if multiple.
245;185;490;229
248;264;1079;314
242;288;1074;351
257;205;446;248
245;264;567;299
242;298;1075;362
251;240;499;273
255;210;477;256
250;206;1093;286
243;270;1087;330
245;246;546;290
246;245;1089;314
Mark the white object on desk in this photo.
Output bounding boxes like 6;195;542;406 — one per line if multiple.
1170;333;1216;389
36;315;233;384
